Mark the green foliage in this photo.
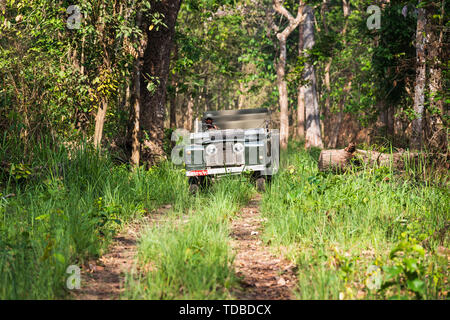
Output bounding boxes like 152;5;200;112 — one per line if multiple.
92;196;123;238
172;0;278;116
0;0;152;149
370;2;416;107
10;163;32;181
261;140;449;300
371;220;448;299
0;135;191;299
286;55;308;87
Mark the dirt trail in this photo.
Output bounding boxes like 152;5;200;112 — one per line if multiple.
71;205;172;300
72;194;297;300
231;194;298;300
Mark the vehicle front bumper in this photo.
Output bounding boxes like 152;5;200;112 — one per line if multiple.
186;165;266;177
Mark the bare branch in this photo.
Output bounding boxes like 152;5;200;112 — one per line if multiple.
273;0;295;22
273;1;305;40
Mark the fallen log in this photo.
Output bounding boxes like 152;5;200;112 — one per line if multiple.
318;143;357;172
318;143;423;172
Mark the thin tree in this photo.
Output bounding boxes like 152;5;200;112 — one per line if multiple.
140;0;182;164
425;0;445;151
297;3;305;138
273;0;305;150
411;3;427;150
302;5;323;149
130;7;146;167
93;2;111;149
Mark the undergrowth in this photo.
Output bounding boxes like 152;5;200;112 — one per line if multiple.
0;135;188;299
1;134;447;300
261;140;449;300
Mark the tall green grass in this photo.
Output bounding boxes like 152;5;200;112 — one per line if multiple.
2;133;447;300
261;140;449;299
124;176;254;300
0;136;189;299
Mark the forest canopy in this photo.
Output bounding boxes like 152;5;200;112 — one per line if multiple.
1;0;448;165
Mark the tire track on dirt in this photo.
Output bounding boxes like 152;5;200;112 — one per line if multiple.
71;205;173;300
231;194;298;300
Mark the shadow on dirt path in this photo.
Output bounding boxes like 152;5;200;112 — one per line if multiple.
231;194;298;300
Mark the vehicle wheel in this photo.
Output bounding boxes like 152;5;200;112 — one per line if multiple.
199;176;212;190
256;177;266;192
189;183;199;195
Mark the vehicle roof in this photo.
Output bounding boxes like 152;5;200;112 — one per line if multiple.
202;108;270;130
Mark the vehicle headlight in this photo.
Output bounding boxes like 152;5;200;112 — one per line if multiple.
205;144;217;156
233;143;244;154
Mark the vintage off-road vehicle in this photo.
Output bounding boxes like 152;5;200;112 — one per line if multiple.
182;108;279;193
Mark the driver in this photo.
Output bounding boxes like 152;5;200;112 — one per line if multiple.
205;117;218;130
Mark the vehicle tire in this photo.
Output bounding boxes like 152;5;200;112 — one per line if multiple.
199;176;212;190
256;177;266;192
189;183;199;195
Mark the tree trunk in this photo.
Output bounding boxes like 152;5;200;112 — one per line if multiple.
93;96;108;148
342;0;350;45
320;0;333;147
297;88;305;138
130;9;146;167
277;37;289;149
217;84;222;110
323;58;332;143
130;77;141;167
273;0;305;149
169;44;178;129
168;72;177;129
186;95;193;131
92;3;110;149
425;0;446;151
169;88;177;128
290;104;296;137
180;94;187;128
140;0;182;164
238;79;245;109
411;4;427;151
318;143;356;172
204;76;211;111
387;105;394;137
318;143;422;172
297;8;305;139
303;6;323;149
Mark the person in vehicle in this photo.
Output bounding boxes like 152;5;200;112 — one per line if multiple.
205;117;218;130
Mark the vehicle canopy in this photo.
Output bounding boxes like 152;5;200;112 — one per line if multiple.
201;108;271;130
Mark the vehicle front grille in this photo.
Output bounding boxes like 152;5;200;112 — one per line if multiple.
205;142;245;167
